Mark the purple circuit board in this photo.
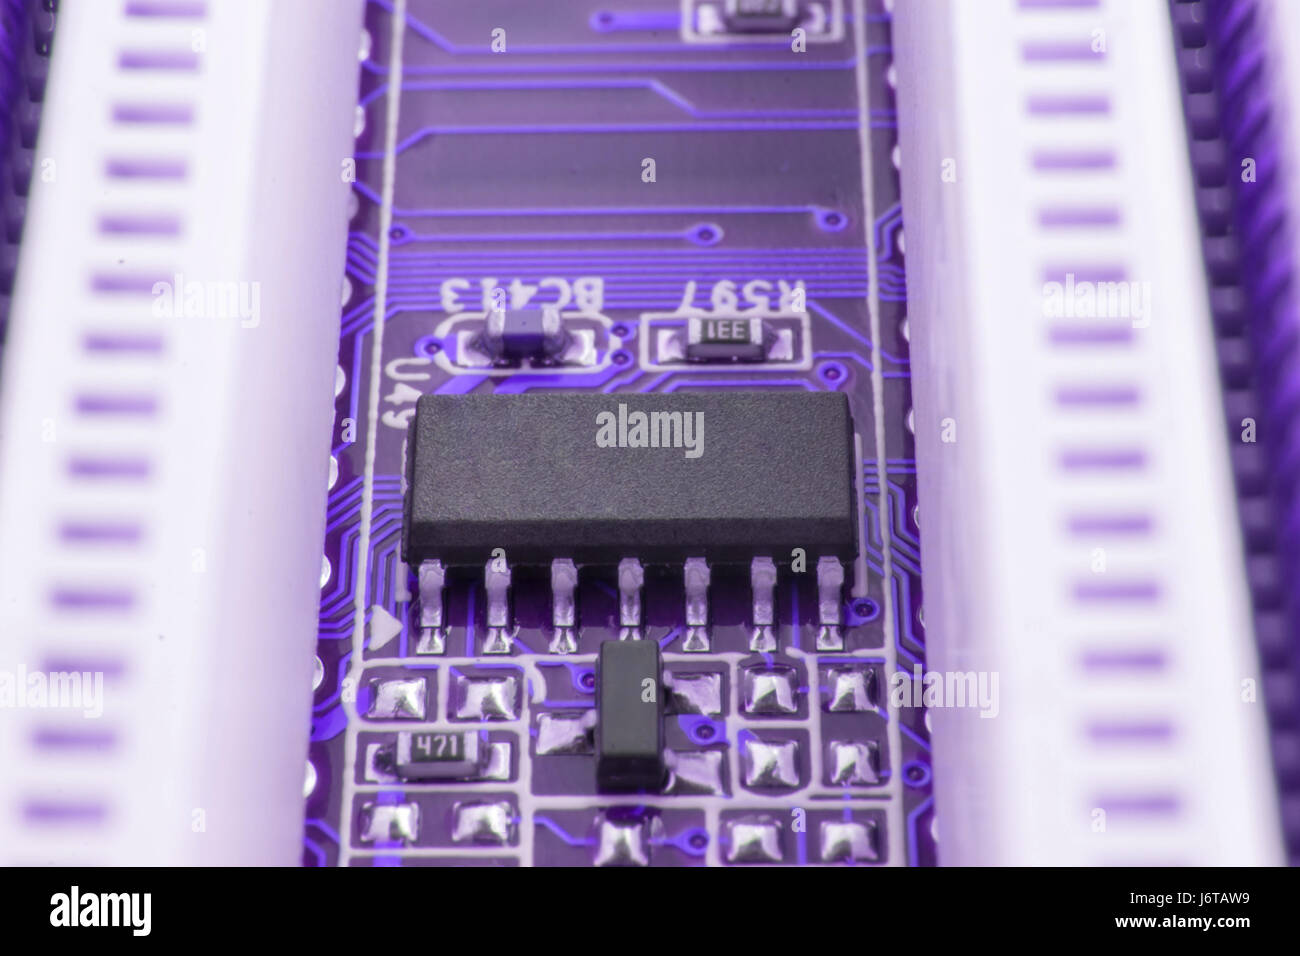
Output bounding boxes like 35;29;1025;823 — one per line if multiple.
305;0;931;867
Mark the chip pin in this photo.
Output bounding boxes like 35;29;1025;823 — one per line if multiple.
483;555;514;654
816;555;845;651
415;559;447;655
749;555;778;651
549;558;579;654
617;557;645;640
683;556;712;652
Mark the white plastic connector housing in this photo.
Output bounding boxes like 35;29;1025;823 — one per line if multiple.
892;0;1282;864
0;0;363;864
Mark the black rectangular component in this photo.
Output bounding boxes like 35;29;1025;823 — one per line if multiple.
394;731;483;780
402;391;857;566
724;0;800;32
596;639;664;793
687;315;765;361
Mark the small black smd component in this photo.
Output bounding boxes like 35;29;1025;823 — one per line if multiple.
401;391;857;567
686;315;765;362
596;639;665;793
723;0;800;33
482;307;568;363
392;731;484;781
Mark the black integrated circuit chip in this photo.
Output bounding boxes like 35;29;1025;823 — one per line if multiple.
401;391;858;567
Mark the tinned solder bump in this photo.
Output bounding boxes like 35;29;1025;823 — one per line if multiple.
683;556;712;652
816;556;846;651
750;555;778;652
483;554;514;654
549;557;579;654
416;559;447;655
618;557;644;641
